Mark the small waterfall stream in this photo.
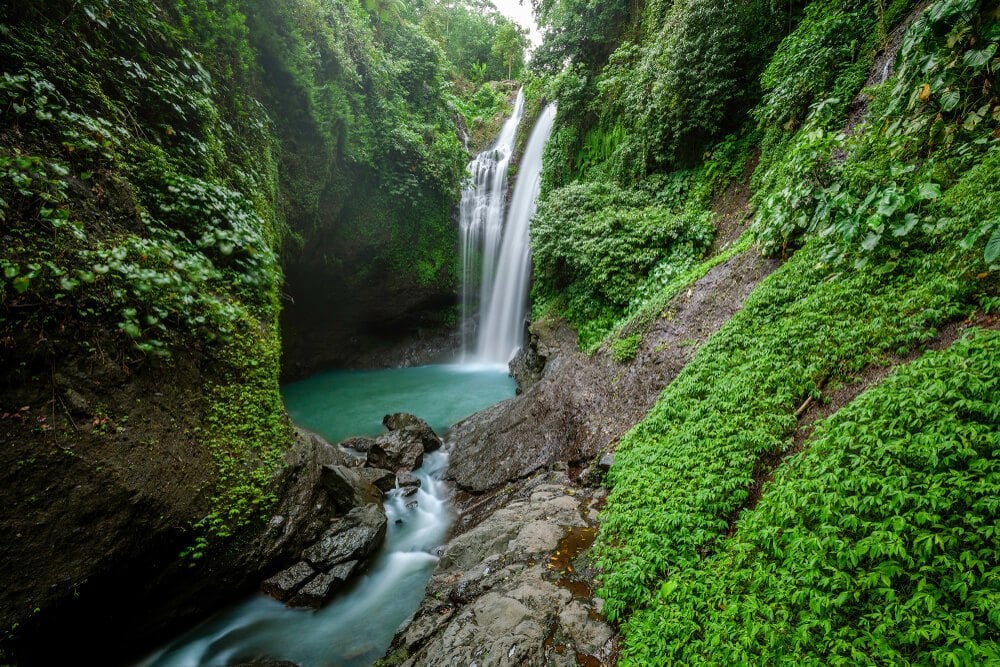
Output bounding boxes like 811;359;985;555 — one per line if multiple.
460;99;557;364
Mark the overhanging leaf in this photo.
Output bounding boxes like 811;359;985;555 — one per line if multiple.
917;182;942;200
939;89;960;112
861;231;881;252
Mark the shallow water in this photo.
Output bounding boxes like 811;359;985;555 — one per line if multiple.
138;364;515;667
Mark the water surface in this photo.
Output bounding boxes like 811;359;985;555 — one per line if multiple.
282;363;515;443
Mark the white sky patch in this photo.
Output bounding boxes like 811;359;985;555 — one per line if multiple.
490;0;542;48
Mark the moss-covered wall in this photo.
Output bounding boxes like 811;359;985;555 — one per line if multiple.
0;0;515;659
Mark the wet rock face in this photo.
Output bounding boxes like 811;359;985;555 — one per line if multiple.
264;503;387;609
508;330;546;394
383;412;443;452
261;416;443;610
303;504;387;569
320;464;382;512
356;467;396;492
385;475;615;666
287;560;360;608
340;436;377;453
261;561;318;601
367;431;425;472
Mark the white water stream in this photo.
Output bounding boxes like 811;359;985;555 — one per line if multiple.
460;99;557;364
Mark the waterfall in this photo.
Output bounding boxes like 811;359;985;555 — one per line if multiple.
459;90;525;358
474;104;557;364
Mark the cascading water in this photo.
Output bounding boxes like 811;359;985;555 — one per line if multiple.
459;90;525;358
474;103;557;364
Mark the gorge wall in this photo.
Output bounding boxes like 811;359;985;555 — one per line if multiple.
0;0;526;661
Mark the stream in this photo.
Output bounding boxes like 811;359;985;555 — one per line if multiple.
138;364;515;667
139;95;554;667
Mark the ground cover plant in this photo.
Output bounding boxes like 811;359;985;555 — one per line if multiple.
624;328;1000;664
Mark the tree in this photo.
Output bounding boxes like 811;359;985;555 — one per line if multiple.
491;21;526;80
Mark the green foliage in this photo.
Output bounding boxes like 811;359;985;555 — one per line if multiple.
446;82;514;152
533;126;755;350
0;0;292;549
531;181;714;348
490;22;528;81
753;0;1000;264
595;232;983;655
757;0;911;130
537;0;788;179
1;0;514;555
421;0;529;82
611;333;642;362
952;149;1000;267
527;1;1000;664
623;329;1000;664
244;0;469;300
532;0;630;72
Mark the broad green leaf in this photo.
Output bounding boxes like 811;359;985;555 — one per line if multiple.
861;232;881;251
986;228;1000;264
939;89;960;112
660;579;678;598
917;182;941;200
893;213;920;237
963;44;996;70
12;276;30;294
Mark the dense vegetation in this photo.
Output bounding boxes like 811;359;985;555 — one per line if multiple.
530;0;999;662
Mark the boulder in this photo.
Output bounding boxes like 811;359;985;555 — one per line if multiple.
396;471;421;490
319;464;381;512
382;413;428;431
260;561;317;601
302;504;387;569
383;413;442;452
508;331;546;394
356;467;396;492
339;436;377;453
369;430;424;471
287;560;359;608
308;433;354;467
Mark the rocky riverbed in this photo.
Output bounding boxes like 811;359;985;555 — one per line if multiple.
383;470;615;666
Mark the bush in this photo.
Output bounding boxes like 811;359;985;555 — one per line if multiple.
531;181;714;347
611;333;642;362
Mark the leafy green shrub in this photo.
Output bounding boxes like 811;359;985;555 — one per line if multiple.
611;333;642;362
531;181;714;347
625;329;1000;664
0;0;290;549
753;0;999;263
